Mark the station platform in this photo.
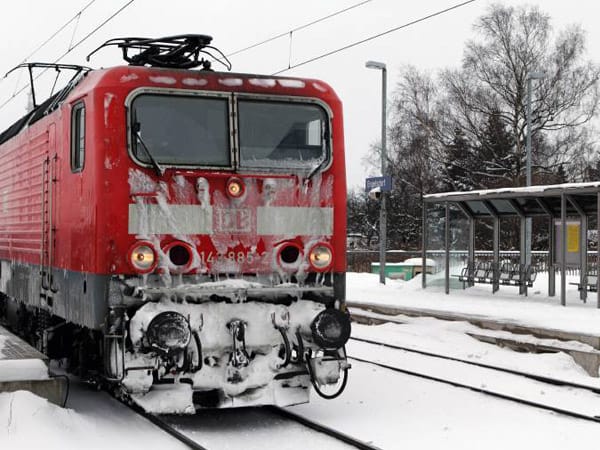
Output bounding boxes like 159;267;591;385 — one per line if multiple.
348;301;600;377
0;325;67;406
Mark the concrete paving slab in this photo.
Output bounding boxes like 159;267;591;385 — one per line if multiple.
0;325;47;361
0;325;66;406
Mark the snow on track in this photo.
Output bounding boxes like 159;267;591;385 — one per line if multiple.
162;407;355;450
348;338;600;419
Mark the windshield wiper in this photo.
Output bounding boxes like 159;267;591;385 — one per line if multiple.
305;125;330;182
133;126;165;177
306;157;326;182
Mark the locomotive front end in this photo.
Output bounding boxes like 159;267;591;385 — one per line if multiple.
103;71;350;413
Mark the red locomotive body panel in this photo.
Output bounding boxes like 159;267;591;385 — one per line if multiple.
0;55;349;411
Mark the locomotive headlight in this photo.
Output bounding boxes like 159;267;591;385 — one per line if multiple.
226;177;245;198
310;309;351;350
308;243;333;272
146;311;191;355
128;242;158;273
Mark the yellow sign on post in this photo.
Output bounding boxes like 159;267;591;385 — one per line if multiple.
567;223;580;252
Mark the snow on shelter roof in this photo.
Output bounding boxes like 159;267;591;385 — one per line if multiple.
423;181;600;218
424;181;600;200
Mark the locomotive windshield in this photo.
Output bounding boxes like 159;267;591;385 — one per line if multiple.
238;100;328;169
129;94;329;170
131;94;230;166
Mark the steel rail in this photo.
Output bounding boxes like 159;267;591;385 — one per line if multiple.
125;397;378;450
269;406;382;450
124;402;208;450
349;336;600;394
349;355;600;424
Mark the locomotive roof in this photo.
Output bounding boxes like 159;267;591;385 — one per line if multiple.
79;65;339;99
0;90;64;146
0;65;340;147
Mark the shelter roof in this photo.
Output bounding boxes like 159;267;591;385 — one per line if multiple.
423;181;600;218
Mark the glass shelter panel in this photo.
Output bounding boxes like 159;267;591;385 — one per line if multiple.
493;199;516;214
424;205;447;289
449;205;471;289
465;201;489;215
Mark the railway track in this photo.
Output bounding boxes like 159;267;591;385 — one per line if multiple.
350;335;600;393
127;400;380;450
348;338;600;424
125;402;209;450
269;406;381;450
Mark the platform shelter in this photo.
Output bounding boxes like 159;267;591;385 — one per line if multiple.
421;182;600;307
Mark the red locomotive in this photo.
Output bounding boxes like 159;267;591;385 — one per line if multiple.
0;35;350;413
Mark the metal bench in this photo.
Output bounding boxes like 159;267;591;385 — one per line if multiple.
570;269;598;292
456;261;536;289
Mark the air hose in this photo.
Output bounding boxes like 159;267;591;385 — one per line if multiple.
305;349;349;400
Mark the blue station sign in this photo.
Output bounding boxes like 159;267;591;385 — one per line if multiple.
365;176;392;192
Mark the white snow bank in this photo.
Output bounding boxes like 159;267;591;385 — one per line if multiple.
377;258;436;267
0;391;94;449
404;257;436;266
0;359;48;382
0;387;191;450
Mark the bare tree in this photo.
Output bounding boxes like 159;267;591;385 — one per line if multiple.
441;4;600;185
353;4;600;251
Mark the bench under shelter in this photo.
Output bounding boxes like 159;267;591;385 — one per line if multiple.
421;182;600;308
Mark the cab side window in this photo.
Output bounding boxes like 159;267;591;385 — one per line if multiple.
71;102;85;172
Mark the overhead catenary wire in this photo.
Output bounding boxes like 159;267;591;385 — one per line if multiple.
8;0;97;98
225;0;374;59
15;0;97;67
1;0;357;111
51;0;135;64
0;0;473;110
0;0;135;111
272;0;477;75
68;12;83;52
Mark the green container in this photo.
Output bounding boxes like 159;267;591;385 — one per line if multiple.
371;263;414;280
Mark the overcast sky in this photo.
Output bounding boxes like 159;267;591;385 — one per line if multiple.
0;0;599;190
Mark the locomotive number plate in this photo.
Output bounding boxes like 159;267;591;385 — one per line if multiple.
215;208;252;233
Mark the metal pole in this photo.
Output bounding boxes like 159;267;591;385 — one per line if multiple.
366;61;388;285
422;201;427;289
525;77;533;270
525;72;544;270
561;194;567;306
597;192;600;308
445;202;450;295
379;66;387;285
468;217;475;287
549;216;555;297
526;77;533;188
493;217;500;293
581;215;588;303
520;217;527;296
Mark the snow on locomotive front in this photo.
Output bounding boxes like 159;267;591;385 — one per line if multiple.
94;39;350;412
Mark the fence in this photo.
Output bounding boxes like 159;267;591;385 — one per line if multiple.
347;250;597;274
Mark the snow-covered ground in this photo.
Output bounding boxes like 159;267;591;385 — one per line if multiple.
347;270;600;335
2;271;600;449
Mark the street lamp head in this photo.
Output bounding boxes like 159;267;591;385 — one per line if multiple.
527;71;545;80
365;60;386;70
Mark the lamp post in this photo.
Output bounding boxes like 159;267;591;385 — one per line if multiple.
366;60;387;284
525;71;545;268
